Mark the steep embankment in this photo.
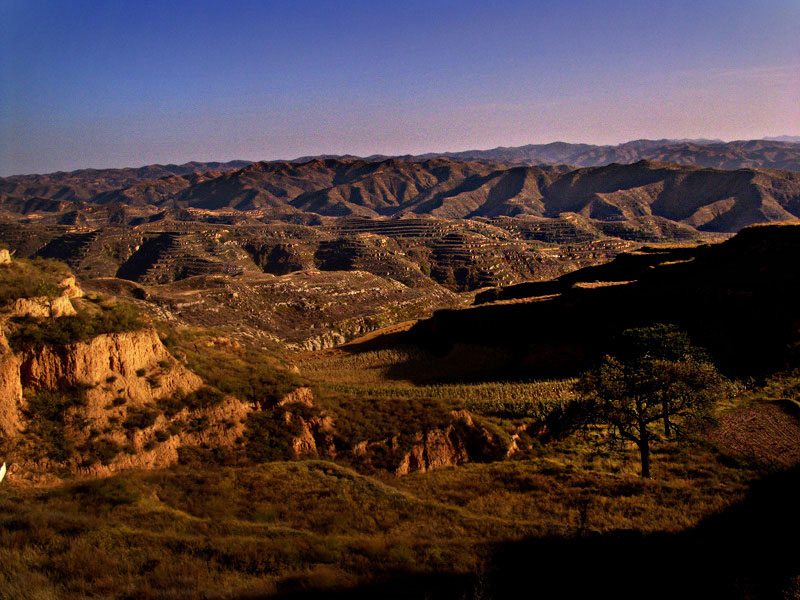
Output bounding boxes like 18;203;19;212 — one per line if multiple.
0;256;248;481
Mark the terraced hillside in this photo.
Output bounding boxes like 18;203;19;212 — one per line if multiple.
406;222;800;380
4;204;800;600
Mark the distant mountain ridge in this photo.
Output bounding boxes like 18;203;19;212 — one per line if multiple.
293;139;800;172
762;135;800;144
0;160;251;201
4;138;800;182
3;157;800;233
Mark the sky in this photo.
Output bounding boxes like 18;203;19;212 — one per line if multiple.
1;0;798;175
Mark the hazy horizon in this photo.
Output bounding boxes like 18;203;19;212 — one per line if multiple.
4;135;800;177
2;0;798;176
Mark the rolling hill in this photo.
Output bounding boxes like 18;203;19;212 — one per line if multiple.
3;158;800;233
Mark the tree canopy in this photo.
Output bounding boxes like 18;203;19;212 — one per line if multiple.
578;324;730;478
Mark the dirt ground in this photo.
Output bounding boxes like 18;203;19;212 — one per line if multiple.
713;402;800;467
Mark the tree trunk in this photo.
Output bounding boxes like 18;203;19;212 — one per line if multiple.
663;401;672;438
635;395;651;478
639;437;651;478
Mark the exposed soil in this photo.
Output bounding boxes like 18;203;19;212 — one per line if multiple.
713;402;800;467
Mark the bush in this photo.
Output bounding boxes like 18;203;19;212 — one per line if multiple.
23;385;89;461
61;477;140;509
79;438;122;466
123;405;160;431
8;301;147;350
158;386;227;417
0;257;69;305
244;409;306;463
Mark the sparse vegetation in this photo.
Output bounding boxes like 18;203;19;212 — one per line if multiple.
8;299;147;350
22;385;90;462
159;326;303;405
0;257;69;305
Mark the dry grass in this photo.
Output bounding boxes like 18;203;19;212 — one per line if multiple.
0;429;761;599
3;298;798;597
0;257;70;305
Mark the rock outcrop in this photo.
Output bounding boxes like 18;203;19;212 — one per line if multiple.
395;411;506;475
394;426;472;475
277;386;314;408
80;395;254;477
10;295;77;318
278;388;336;459
57;276;84;298
0;327;210;479
351;411;508;475
18;328;201;398
0;330;23;435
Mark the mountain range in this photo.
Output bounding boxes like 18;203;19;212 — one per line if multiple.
3;155;800;233
301;138;800;171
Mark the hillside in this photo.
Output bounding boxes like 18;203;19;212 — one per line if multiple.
406;222;800;379
3;225;800;598
3;158;800;234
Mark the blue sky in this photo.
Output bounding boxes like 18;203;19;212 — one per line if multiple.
1;0;798;175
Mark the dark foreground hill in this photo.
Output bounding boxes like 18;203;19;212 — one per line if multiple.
407;222;800;379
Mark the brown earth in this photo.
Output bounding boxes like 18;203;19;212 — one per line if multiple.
713;402;800;468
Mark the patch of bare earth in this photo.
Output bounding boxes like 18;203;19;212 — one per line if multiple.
713;403;800;467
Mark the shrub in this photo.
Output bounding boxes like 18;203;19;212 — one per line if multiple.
8;301;147;350
23;385;89;462
0;257;69;305
61;477;140;509
244;409;306;463
123;405;160;431
79;438;122;466
158;386;227;417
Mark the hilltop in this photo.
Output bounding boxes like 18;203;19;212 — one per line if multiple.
3;158;800;234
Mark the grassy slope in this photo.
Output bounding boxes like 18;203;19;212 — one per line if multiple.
3;271;799;598
4;361;797;598
0;442;756;600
